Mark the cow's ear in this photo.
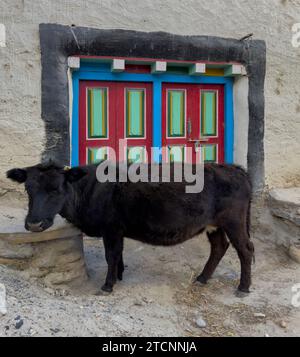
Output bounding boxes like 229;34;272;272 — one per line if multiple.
64;167;87;183
6;168;27;183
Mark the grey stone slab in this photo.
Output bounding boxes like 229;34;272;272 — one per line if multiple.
269;188;300;226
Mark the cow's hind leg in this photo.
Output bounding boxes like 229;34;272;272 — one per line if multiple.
101;235;124;293
197;228;229;284
224;223;254;294
117;253;124;281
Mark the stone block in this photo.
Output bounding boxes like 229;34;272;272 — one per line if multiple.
0;207;88;287
268;188;300;226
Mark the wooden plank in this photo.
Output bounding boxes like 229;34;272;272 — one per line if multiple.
0;227;81;244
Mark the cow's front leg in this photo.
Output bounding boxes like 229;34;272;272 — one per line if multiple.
102;234;124;293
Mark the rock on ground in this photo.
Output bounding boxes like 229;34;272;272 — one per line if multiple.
269;188;300;226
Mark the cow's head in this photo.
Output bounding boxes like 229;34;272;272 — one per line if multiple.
6;162;87;232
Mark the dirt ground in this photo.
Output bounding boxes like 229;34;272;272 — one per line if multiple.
0;231;299;337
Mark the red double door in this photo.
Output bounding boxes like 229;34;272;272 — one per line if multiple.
79;81;153;164
79;81;224;165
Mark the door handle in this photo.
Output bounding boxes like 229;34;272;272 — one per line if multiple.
188;119;209;141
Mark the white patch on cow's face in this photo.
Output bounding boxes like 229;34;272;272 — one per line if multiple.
205;225;218;234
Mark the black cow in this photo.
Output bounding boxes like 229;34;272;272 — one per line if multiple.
7;162;254;295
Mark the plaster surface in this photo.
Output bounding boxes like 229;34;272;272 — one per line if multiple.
0;0;299;197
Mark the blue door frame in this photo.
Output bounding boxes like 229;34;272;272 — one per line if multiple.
71;63;234;166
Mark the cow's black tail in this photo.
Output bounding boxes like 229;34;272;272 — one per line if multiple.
246;197;251;239
242;168;255;264
246;191;255;264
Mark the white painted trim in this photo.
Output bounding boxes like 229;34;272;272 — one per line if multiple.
233;76;249;169
68;56;80;70
189;63;206;75
151;61;167;73
224;64;246;77
111;59;125;72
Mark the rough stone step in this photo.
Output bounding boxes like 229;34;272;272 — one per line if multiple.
268;188;300;226
0;207;88;288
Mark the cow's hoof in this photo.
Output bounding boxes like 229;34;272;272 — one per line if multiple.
101;284;113;293
235;287;250;298
238;285;250;293
117;273;123;281
196;274;208;285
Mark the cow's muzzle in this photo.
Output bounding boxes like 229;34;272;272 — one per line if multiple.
26;221;44;232
25;220;53;232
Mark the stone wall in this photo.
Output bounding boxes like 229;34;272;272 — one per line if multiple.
0;0;299;199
